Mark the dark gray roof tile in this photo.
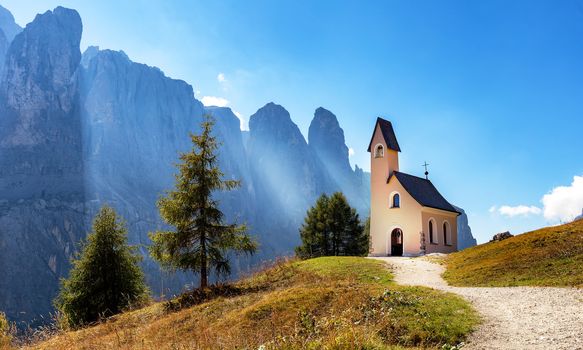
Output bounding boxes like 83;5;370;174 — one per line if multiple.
390;171;460;214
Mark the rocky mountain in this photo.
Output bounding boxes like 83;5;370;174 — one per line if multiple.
0;4;21;70
0;5;476;325
0;7;85;325
247;103;334;250
0;5;20;42
454;206;477;249
308;107;370;215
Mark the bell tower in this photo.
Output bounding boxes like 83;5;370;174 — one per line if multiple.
367;117;401;256
368;118;400;183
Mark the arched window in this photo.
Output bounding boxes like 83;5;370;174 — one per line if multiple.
392;193;400;208
443;221;451;245
429;219;437;244
374;144;384;158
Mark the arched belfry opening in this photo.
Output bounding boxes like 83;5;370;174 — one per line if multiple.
391;228;403;256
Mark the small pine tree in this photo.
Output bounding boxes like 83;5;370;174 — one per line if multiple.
149;114;257;289
328;192;366;256
295;194;331;258
55;206;149;328
296;192;366;258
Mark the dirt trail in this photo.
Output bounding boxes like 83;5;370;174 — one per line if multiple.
371;257;583;350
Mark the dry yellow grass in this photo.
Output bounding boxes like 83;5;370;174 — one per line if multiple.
22;257;478;350
444;220;583;287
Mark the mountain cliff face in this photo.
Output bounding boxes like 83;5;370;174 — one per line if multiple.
0;5;21;70
308;107;370;215
0;7;86;325
0;5;476;325
453;206;477;249
248;103;334;250
0;5;21;42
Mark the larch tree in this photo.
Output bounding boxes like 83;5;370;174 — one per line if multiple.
149;115;257;289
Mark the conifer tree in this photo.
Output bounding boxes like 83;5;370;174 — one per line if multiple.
364;216;371;254
295;194;331;258
328;192;366;256
149;115;256;289
296;192;366;258
55;206;148;328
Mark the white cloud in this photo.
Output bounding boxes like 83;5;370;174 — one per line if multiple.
498;205;542;218
233;110;249;131
542;175;583;222
489;205;497;213
217;73;226;83
201;96;229;107
348;147;355;157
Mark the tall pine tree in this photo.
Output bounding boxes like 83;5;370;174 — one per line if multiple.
55;206;148;328
149;115;257;289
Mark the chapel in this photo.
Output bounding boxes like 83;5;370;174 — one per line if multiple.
368;117;459;256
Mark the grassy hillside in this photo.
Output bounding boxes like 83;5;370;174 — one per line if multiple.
25;257;478;350
443;220;583;287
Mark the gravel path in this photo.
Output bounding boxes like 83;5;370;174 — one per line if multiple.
371;257;583;350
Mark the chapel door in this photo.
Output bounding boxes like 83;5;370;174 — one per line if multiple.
391;228;403;256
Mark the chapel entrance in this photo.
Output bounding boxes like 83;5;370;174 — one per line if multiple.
391;228;403;256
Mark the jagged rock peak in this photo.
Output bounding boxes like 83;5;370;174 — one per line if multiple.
3;6;82;96
82;48;194;98
249;102;307;144
81;45;100;67
309;107;346;147
0;4;22;42
313;107;341;129
204;106;241;131
28;7;82;39
250;102;293;126
308;107;351;172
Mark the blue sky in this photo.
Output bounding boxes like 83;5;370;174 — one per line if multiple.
5;1;583;243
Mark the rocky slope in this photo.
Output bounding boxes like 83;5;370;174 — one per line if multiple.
308;107;370;215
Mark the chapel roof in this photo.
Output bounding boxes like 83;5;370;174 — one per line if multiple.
389;171;460;215
367;117;401;152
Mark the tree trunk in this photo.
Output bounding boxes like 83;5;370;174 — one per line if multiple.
200;231;208;289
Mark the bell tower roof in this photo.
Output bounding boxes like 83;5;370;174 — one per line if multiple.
367;117;401;152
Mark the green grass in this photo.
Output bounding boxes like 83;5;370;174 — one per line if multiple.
28;257;478;350
297;256;394;285
443;220;583;287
